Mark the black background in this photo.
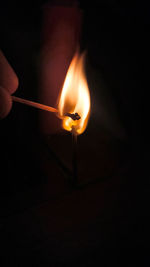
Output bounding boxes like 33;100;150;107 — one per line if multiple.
0;1;146;266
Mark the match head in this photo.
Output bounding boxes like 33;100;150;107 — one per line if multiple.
65;112;81;121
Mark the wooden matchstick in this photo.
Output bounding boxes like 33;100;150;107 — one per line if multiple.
72;127;78;186
12;96;58;113
12;96;81;121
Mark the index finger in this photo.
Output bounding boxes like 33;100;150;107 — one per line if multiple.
0;50;19;94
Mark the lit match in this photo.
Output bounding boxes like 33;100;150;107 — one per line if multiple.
12;95;80;121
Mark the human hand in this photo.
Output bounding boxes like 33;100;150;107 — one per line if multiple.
0;50;19;118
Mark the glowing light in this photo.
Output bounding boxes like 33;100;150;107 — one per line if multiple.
58;52;91;135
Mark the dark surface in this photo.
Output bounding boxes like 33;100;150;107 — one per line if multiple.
0;1;146;266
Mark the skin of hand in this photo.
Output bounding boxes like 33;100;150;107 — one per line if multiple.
0;50;19;118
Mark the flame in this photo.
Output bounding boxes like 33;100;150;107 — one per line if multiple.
58;52;91;135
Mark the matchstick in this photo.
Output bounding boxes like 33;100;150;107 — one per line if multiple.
12;96;58;113
72;127;78;186
12;96;81;121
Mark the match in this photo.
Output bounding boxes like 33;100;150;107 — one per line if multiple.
12;96;80;121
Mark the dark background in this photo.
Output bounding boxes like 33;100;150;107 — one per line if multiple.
0;1;146;266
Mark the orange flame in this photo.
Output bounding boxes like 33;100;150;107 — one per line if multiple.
58;52;91;135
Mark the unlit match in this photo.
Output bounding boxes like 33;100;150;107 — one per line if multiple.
12;96;81;121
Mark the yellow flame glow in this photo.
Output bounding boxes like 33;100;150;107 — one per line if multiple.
58;52;91;135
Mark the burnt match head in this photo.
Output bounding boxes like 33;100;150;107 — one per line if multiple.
65;112;81;121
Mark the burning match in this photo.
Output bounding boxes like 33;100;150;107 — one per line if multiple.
12;52;90;186
65;112;81;121
57;52;90;135
57;52;91;185
12;96;80;121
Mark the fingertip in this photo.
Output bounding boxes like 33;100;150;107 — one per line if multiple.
0;50;19;94
11;72;19;94
0;86;12;119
